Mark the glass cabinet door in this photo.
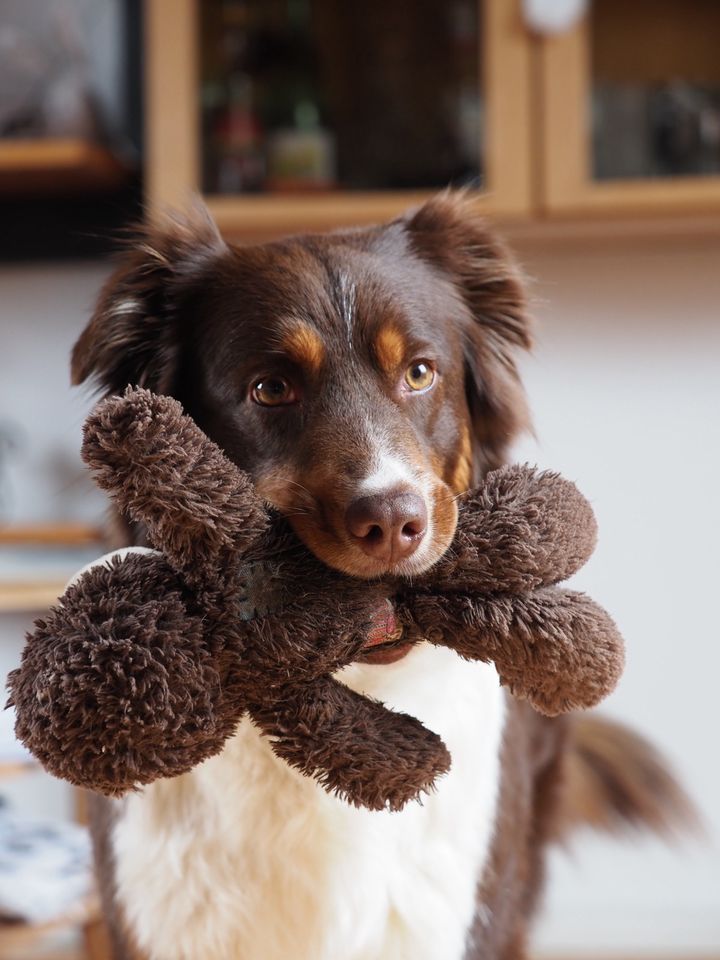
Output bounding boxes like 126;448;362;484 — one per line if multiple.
541;0;720;215
145;0;533;236
200;0;483;195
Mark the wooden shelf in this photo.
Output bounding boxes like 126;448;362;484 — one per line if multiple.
0;524;104;547
0;760;36;781
205;189;504;240
145;0;534;220
0;581;70;614
0;895;99;954
0;523;106;613
0;138;128;196
502;212;720;251
206;196;720;248
539;11;720;216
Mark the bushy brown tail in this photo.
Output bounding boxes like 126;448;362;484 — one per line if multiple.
562;714;697;838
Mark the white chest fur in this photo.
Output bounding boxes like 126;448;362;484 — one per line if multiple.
112;644;505;960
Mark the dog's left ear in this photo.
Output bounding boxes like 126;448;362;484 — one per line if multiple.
404;193;532;475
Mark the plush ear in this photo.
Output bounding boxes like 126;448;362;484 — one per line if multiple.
404;193;532;476
71;204;227;396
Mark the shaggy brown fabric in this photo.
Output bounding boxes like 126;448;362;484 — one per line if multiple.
416;465;598;594
81;386;269;588
399;589;624;716
250;678;450;812
8;387;625;810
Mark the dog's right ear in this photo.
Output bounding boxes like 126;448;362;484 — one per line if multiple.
71;205;227;396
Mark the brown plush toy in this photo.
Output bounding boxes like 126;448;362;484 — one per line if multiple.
8;388;624;811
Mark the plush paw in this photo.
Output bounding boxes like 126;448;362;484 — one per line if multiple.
420;465;598;594
491;589;625;716
9;553;237;794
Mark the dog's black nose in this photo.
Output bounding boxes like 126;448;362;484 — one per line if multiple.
345;488;427;562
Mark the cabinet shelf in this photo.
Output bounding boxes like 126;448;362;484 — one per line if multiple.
0;523;104;547
0;761;36;781
0;581;72;615
206;189;504;239
539;2;720;216
0;895;99;954
0;138;128;196
0;523;106;614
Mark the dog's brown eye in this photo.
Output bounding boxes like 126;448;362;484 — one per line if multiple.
404;361;435;392
251;377;297;406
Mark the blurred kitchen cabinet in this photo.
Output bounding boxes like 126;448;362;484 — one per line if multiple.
144;0;534;236
539;0;720;216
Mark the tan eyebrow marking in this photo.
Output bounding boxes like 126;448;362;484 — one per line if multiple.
374;324;407;373
280;323;325;373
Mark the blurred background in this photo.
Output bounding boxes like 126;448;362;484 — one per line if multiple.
0;1;718;957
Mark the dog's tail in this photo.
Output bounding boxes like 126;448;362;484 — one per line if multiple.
561;714;697;838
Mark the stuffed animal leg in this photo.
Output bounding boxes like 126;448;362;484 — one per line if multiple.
249;676;450;811
80;386;270;587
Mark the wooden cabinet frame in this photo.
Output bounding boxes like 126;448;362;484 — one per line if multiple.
144;0;534;237
539;13;720;216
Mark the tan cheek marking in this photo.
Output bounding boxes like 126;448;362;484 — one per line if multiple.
374;325;407;374
256;466;346;539
449;425;473;494
254;469;299;513
281;323;325;374
429;479;459;554
450;457;472;495
430;451;444;478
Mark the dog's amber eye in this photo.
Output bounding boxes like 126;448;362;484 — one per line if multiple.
404;361;435;392
251;377;297;406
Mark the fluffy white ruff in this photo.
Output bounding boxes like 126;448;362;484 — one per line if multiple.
112;643;505;960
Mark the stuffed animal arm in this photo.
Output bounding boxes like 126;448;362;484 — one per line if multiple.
397;467;624;715
8;388;624;811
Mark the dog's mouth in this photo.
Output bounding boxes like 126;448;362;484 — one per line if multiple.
356;600;414;666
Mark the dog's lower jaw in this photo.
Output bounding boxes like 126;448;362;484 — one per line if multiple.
110;644;505;960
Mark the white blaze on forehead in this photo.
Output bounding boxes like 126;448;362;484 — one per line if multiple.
335;270;357;346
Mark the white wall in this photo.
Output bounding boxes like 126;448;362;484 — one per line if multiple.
513;235;720;954
0;239;718;954
0;262;108;820
0;262;108;522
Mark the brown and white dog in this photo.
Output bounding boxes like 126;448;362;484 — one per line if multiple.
71;194;686;960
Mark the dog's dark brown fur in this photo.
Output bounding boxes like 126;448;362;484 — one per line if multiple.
66;195;688;958
72;195;529;579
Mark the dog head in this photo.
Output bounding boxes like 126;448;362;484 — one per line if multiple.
73;195;531;579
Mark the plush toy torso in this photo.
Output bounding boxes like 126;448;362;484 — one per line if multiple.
108;644;504;960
